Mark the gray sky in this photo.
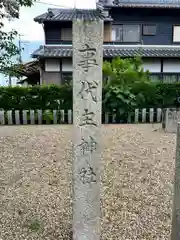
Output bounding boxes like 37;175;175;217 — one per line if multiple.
4;0;97;41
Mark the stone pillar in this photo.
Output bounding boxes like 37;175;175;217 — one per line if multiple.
171;122;180;239
165;108;180;133
72;19;103;240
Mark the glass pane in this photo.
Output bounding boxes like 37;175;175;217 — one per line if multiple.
143;25;156;35
119;26;123;42
62;72;72;84
61;28;72;41
150;75;161;83
177;75;180;82
113;26;123;41
123;25;140;42
163;75;177;83
111;29;116;41
173;26;180;42
112;26;123;41
115;28;120;41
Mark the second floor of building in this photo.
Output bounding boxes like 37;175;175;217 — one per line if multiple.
34;6;180;46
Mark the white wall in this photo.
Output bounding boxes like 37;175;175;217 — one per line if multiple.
62;59;73;72
173;26;180;43
163;59;180;73
142;58;161;72
45;59;60;72
45;58;180;74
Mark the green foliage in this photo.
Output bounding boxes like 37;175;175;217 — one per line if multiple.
0;76;180;111
156;82;180;107
0;84;72;110
43;111;54;122
0;0;34;74
103;85;137;113
103;57;150;85
26;110;54;122
131;82;161;108
103;57;150;112
131;82;180;108
0;29;19;73
0;82;180;111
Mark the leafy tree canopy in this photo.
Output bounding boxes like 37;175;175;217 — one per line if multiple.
103;57;151;112
0;0;34;74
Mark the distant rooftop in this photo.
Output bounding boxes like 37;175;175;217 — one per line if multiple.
34;1;180;24
34;8;112;23
100;0;180;8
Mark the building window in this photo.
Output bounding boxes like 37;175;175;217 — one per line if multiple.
62;72;72;84
45;59;60;72
150;73;180;83
143;24;156;36
112;24;140;42
173;25;180;42
61;28;72;41
62;59;72;72
163;74;177;83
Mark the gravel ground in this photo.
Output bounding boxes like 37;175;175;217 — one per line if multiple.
0;124;176;240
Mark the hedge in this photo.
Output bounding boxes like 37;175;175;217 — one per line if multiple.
0;83;180;110
131;82;180;108
0;85;72;110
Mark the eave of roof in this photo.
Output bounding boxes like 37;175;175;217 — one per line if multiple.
109;3;180;8
32;45;180;58
107;0;180;9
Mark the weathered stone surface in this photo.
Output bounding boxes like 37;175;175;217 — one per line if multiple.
165;108;180;133
72;19;103;240
171;123;180;239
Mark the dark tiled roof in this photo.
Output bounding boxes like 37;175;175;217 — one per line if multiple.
34;8;112;23
106;0;180;8
104;46;180;57
12;60;40;76
32;46;72;58
19;61;40;76
32;45;180;58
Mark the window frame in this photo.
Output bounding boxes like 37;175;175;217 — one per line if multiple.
112;24;141;43
173;25;180;43
142;24;157;36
